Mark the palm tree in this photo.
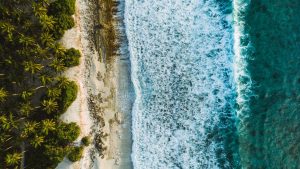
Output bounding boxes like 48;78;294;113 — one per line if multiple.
19;102;34;117
41;99;58;114
32;2;47;17
50;58;65;72
0;87;8;102
18;34;35;48
40;0;50;6
30;135;44;148
0;22;15;41
0;113;17;132
41;119;56;135
0;115;10;131
39;15;55;31
56;76;70;88
41;32;54;47
5;152;22;166
23;20;33;32
47;87;61;99
52;43;65;56
23;61;44;74
8;113;17;129
22;121;39;138
34;45;50;60
20;91;33;101
39;74;52;86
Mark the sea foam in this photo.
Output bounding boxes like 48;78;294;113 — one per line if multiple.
233;0;253;117
125;0;237;168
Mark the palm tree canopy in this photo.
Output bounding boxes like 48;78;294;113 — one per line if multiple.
5;152;22;166
52;43;65;56
39;15;55;31
21;91;33;101
50;58;66;72
41;99;58;114
41;119;56;134
39;74;53;86
32;2;47;17
41;32;54;47
18;34;36;48
0;87;8;102
30;135;44;148
56;76;70;88
19;102;34;117
47;87;61;98
22;121;39;138
0;115;10;131
23;61;44;74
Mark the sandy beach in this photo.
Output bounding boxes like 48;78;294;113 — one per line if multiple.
55;0;133;169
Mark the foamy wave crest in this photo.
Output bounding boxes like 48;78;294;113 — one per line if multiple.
233;0;254;116
125;0;236;168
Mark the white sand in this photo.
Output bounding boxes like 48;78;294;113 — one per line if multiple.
55;0;133;169
56;0;93;168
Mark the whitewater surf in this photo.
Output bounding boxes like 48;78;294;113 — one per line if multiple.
125;0;240;168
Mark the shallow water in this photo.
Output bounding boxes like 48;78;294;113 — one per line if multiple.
125;0;239;168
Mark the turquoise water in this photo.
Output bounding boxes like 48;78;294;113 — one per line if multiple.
125;0;300;168
236;0;300;168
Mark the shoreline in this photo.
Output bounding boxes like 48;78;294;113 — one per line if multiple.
97;0;134;168
56;0;134;168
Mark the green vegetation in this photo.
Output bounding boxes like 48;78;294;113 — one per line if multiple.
48;0;76;16
67;146;83;162
81;136;91;146
48;0;76;40
56;122;80;145
63;48;81;67
0;0;83;168
60;80;78;113
51;14;75;40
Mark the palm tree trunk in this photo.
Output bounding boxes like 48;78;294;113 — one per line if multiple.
4;146;13;151
33;85;45;91
20;142;25;169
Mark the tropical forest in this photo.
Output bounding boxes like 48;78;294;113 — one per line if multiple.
0;0;88;168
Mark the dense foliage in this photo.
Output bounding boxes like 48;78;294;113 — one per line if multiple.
48;0;76;16
0;0;82;168
63;48;81;67
81;136;91;146
67;146;83;162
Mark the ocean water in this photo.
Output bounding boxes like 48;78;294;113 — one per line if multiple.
236;0;300;168
125;0;239;168
125;0;300;168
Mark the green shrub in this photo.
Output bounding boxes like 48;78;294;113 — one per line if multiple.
51;15;75;40
55;14;75;30
81;136;90;146
43;145;71;165
61;81;77;112
56;122;80;145
48;0;76;16
51;28;65;40
67;146;83;162
63;48;81;67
